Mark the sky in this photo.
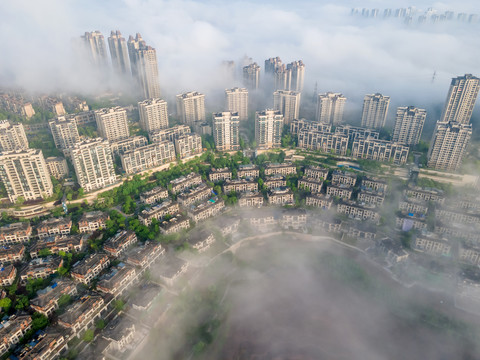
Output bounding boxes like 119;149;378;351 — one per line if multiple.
1;0;479;124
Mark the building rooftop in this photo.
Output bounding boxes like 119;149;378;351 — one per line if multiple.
30;279;76;308
71;253;109;276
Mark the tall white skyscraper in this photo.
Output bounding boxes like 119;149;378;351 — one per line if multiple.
138;98;169;132
49;117;80;150
95;107;129;141
265;57;282;75
392;106;426;145
440;74;480;124
81;31;107;67
273;90;301;125
213;112;241;151
225;88;248;121
361;93;390;128
316;93;347;125
136;46;161;99
0;120;28;151
71;138;117;192
127;33;161;99
243;63;260;90
287;60;305;92
0;149;53;202
427;121;472;171
255;110;284;149
176;92;206;126
127;33;146;78
108;30;130;74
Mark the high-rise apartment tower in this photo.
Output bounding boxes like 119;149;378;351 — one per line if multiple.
273;90;301;125
213;112;240;152
361;93;390;128
138;98;169;132
225;88;248;121
316;93;347;125
440;74;480;124
392;106;426;146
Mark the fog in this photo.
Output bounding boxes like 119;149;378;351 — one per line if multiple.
1;0;479;126
132;232;479;360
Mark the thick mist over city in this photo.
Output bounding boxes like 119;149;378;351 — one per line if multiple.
0;1;480;360
1;0;480;122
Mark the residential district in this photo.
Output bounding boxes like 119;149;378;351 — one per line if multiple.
0;29;479;360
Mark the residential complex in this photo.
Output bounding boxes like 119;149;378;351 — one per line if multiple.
351;138;409;164
0;120;28;151
45;157;68;179
440;74;480;124
138;98;169;132
392;106;426;145
81;31;107;67
120;141;176;174
49;116;80;150
255;109;284;149
71;138;117;192
427;121;472;171
225;88;248;121
108;30;130;75
316;92;347;125
0;149;53;202
128;34;161;99
243;63;260;90
273;90;301;124
361;93;390;128
176;92;206;126
95;107;129;141
213;111;240;151
298;130;348;155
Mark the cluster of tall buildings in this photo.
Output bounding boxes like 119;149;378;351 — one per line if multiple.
81;31;161;99
427;74;479;171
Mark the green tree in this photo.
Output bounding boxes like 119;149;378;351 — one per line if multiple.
38;248;52;257
15;295;29;311
0;298;12;311
7;283;17;296
113;299;125;312
83;329;94;342
32;313;48;330
96;319;106;329
57;294;71;307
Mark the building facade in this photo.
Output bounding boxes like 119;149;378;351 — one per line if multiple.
71;138;117;192
95;107;129;141
45;157;68;180
440;74;480;124
120;141;175;174
138;98;168;132
255;110;284;149
108;30;130;74
392;106;426;145
213;111;240;151
225;88;248;121
176;92;206;126
361;93;390;128
427;121;472;171
273;90;301;124
316;92;347;125
0;149;53;202
0;120;28;151
242;63;260;90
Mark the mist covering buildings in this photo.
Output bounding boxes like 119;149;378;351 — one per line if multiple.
0;1;480;359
